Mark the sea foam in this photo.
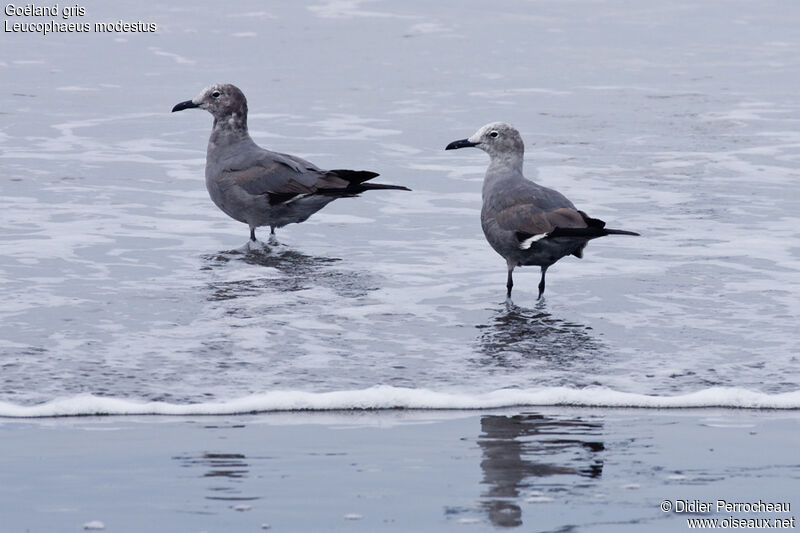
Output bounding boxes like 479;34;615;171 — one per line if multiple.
0;386;798;418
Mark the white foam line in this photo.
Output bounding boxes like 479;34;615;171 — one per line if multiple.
1;386;798;418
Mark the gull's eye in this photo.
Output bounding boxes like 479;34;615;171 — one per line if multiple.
489;131;499;138
211;91;221;99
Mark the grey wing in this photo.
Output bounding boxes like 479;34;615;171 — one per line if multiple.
222;150;350;200
270;150;323;174
491;201;590;260
495;204;588;237
489;180;587;236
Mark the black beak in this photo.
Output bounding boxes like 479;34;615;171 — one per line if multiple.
445;138;478;150
171;100;199;112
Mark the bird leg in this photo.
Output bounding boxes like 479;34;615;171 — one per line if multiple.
249;226;257;242
537;266;548;300
506;261;515;299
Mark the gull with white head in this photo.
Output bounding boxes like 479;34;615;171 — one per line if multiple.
446;122;639;301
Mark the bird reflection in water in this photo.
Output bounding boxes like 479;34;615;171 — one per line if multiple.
478;413;604;528
476;304;605;370
174;449;261;504
200;245;377;301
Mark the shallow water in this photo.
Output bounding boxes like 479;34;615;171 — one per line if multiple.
1;0;799;412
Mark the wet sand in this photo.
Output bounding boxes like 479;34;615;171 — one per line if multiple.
1;408;798;532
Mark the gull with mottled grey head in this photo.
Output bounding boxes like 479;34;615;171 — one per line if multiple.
446;122;639;301
172;83;410;243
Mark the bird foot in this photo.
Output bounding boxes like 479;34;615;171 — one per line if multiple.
243;239;270;254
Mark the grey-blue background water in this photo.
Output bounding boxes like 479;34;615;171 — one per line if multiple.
2;0;799;407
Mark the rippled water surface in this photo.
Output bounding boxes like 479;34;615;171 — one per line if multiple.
2;0;799;409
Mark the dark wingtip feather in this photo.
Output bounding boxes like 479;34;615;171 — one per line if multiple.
329;169;380;183
577;210;606;228
328;169;410;192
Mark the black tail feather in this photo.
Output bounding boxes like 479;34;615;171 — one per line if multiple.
548;227;640;239
604;228;640;236
356;182;411;191
317;183;411;197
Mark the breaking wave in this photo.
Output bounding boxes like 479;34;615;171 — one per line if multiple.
1;386;799;418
